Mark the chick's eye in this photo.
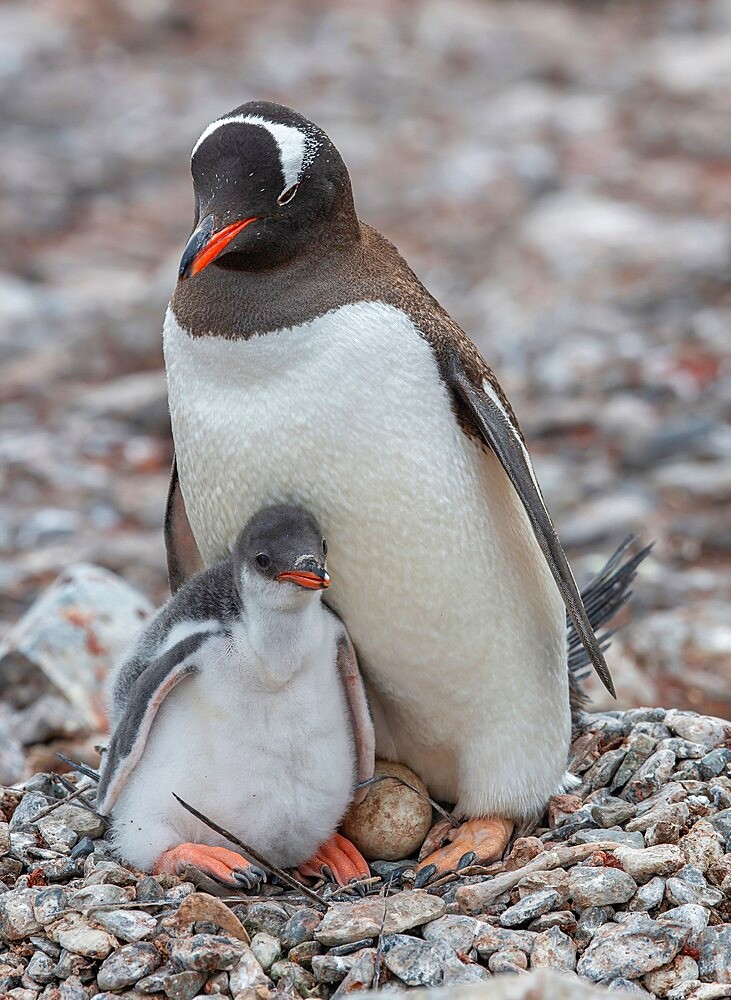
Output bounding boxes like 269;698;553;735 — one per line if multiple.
322;539;328;556
255;553;271;569
277;182;299;206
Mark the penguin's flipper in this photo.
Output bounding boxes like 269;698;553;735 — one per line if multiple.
447;355;615;697
165;455;204;593
336;633;375;803
97;632;208;814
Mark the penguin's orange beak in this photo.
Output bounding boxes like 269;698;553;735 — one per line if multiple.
276;566;330;590
178;215;259;280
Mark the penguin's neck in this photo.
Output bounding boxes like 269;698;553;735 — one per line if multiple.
244;592;325;691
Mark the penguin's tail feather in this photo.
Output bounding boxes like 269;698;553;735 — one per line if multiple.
568;536;653;709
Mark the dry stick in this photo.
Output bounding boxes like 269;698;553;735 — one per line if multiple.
53;772;103;819
172;793;326;910
455;840;622;912
32;783;91;823
356;774;459;827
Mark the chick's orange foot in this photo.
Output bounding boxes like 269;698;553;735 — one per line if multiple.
415;816;513;885
153;843;266;889
298;832;369;886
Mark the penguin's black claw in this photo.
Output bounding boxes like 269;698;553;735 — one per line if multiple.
234;864;266;889
414;864;437;888
457;851;477;870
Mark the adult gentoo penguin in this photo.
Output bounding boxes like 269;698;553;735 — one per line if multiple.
98;505;374;887
163;100;615;875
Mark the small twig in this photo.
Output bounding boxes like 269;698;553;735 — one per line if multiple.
172;794;327;910
355;774;459;827
327;876;380;900
56;753;100;783
33;780;97;824
372;883;388;990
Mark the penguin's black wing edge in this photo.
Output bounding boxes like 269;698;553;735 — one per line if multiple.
97;631;208;814
447;354;616;698
165;455;204;594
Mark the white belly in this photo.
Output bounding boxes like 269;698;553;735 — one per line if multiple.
112;621;355;870
164;300;570;817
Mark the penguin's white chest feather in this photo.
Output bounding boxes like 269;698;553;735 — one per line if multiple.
164;300;571;817
111;612;355;870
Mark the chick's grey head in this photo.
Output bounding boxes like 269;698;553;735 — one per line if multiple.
178;101;358;278
233;505;329;603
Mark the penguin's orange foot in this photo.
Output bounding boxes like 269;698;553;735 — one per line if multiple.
298;832;369;887
154;843;266;889
415;817;513;886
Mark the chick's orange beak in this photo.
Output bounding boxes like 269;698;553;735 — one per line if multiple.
276;569;330;590
178;215;259;280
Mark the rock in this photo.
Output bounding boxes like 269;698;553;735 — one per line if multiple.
488;946;528;973
33;887;68;925
241;902;289;937
169;934;245;973
135;876;164;903
475;926;537;958
530;927;577;972
26;951;56;984
10;791;52;830
612;733;659;790
312;952;364;984
665;713;729;751
680;821;725;872
48;914;116;958
614;845;686;882
644;955;700;997
0;888;41;939
228;945;270;996
50;804;104;840
500;889;562;927
631;876;666;911
95;942;160;990
668;983;731;1000
331;948;375;997
37;818;78;854
270;958;317;993
528;911;577;934
666;874;724;908
422;915;483;953
160;970;207;999
577;916;689;982
699;750;731;780
84;859;136;886
381;934;443;987
626;750;678;802
315;890;445;946
0;563;152;729
91;908;158;942
69;883;128;909
628;801;690;835
699;926;731;984
591;799;638;828
572;829;645;849
279;908;322;950
341;760;433;861
659;904;711;947
288;939;322;965
249;932;281;972
568;866;637;907
710;810;731;850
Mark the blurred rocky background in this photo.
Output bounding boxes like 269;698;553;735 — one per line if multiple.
1;0;730;777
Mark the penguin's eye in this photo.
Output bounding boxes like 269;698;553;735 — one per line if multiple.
277;183;299;206
322;538;328;557
255;553;271;569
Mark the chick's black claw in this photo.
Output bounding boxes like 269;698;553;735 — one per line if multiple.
457;851;477;870
414;864;437;888
234;864;266;889
321;864;334;882
349;877;367;897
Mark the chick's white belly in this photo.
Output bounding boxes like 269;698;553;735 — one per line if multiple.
164;301;571;818
112;631;355;871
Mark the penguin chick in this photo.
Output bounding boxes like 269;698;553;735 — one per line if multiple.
97;505;375;888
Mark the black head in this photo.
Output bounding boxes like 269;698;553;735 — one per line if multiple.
179;101;358;279
233;505;329;596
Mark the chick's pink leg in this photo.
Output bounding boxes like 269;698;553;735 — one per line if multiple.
154;843;265;889
298;832;369;885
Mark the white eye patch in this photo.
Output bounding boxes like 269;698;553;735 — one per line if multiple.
192;114;318;196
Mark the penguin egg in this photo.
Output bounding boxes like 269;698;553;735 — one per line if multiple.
341;760;433;861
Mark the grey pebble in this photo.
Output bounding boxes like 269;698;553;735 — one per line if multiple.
699;926;731;985
33;887;68;926
227;947;271;993
169;933;245;973
488;946;528;973
578;915;689;982
91;907;158;942
530;926;577;972
500;889;561;927
422;914;483;952
630;876;666;911
270;958;316;993
475;925;536;957
26;951;56;984
9;792;51;831
569;866;637;907
95;942;160;990
249;931;281;971
612;733;659;790
0;888;41;940
382;934;444;987
159;970;207;999
572;828;645;849
134;875;164;903
574;906;614;947
241;901;289;938
278;906;322;950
